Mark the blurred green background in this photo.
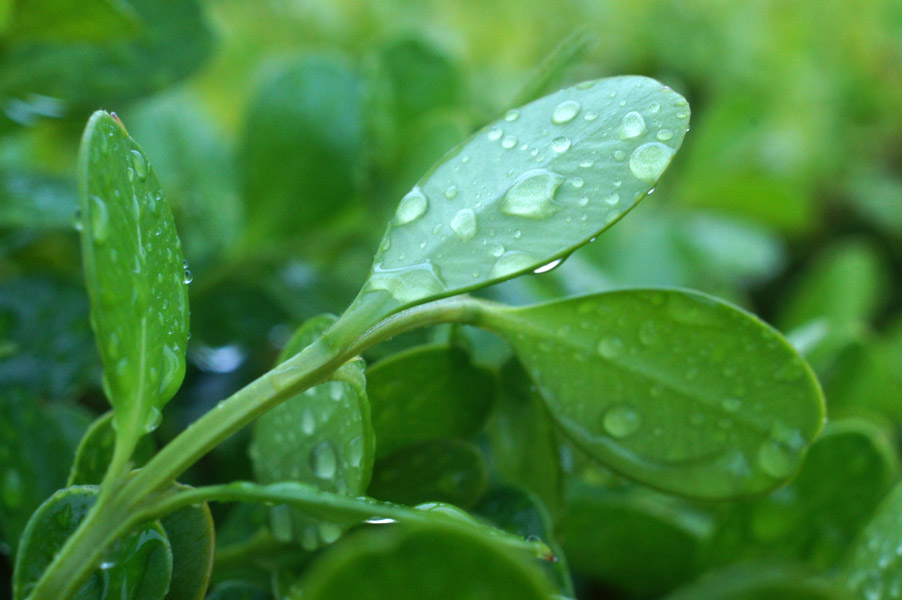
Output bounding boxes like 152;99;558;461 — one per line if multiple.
1;0;900;598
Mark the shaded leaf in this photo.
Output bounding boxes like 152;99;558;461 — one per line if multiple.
7;0;139;43
161;498;215;600
68;412;157;486
666;564;851;600
0;170;78;229
840;481;902;598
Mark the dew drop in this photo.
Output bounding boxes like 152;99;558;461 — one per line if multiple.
551;136;571;152
1;469;24;508
504;109;520;122
757;439;797;478
310;441;338;480
302;409;315;435
488;127;503;141
89;196;110;243
443;185;458;200
613;150;626;161
603;405;641;439
499;169;565;219
450;209;477;242
142;406;163;434
130;149;148;181
629;142;675;182
552;100;581;124
619;111;647;139
604;193;620;206
570;177;584;189
501;135;518;149
533;258;562;274
583;111;599;121
182;259;193;285
597;336;624;359
318;522;343;544
656;129;674;141
490;251;538;278
395;188;428;225
722;398;742;412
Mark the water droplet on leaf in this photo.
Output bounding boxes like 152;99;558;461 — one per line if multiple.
603;405;641;439
629;142;675;182
619;111;647;139
395;188;428;225
450;209;477;241
499;169;564;219
551;100;581;124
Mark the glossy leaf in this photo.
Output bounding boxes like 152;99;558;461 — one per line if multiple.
296;522;551;599
485;359;563;515
560;483;708;595
68;412;157;486
368;439;488;508
367;344;496;459
703;418;897;569
13;486;172;600
0;389;90;552
479;289;825;499
240;56;364;241
160;498;215;600
7;0;139;42
77;111;190;447
840;481;902;597
343;76;688;326
0;0;212;119
249;314;373;549
666;564;851;600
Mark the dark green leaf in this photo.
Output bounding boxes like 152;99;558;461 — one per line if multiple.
342;76;688;326
479;289;825;499
68;412;157;486
367;344;496;459
77;110;189;446
296;522;551;599
0;389;90;552
240;56;364;241
205;581;269;600
0;170;78;229
368;439;488;508
665;564;852;600
0;0;212;121
703;418;897;569
840;481;902;597
7;0;139;43
13;486;172;600
161;498;214;600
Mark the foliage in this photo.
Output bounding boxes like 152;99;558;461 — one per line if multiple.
1;1;900;599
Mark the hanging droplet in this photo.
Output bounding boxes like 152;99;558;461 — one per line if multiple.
656;129;674;141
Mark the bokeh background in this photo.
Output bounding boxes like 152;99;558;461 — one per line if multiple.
1;0;900;598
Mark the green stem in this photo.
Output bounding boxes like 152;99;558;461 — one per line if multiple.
28;294;487;600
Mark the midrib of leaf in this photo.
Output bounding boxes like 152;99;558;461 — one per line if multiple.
483;305;773;439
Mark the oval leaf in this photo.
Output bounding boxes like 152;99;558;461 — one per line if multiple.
479;289;825;499
296;522;551;599
77;110;189;444
13;486;172;600
161;497;215;600
366;344;496;459
343;76;689;326
68;412;157;486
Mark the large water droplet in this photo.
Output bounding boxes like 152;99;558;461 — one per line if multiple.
89;196;110;243
619;111;647;139
603;405;641;439
597;336;624;359
499;169;565;219
551;100;581;124
629;142;675;182
130;149;148;181
551;136;571;152
158;344;182;399
490;251;538;278
450;209;477;242
395;188;428;225
311;441;338;479
368;263;446;304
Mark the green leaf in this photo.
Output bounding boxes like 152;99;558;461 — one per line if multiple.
0;389;90;553
13;486;172;600
366;344;496;459
205;582;269;600
342;76;688;327
368;439;488;508
0;0;212;121
560;483;708;595
478;289;825;499
7;0;139;43
703;418;897;569
484;359;563;515
160;498;215;600
840;481;902;597
77;111;189;450
240;56;364;242
249;315;373;550
68;412;157;486
296;522;552;599
665;564;852;600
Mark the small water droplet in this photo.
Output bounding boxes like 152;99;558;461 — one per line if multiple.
89;196;110;242
488;127;503;141
395;188;428;225
629;142;675;182
450;209;477;242
504;109;520;122
143;406;163;433
501;135;518;149
499;169;565;219
656;129;674;141
578;196;589;206
551;136;571;152
72;208;83;231
597;336;624;359
583;111;599;121
638;321;658;345
619;111;647;139
552;100;581;124
130;149;148;181
570;177;584;189
649;102;661;113
302;409;315;435
310;441;338;480
603;405;641;439
603;193;620;206
513;229;522;239
443;185;458;200
613;150;626;161
757;438;797;478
